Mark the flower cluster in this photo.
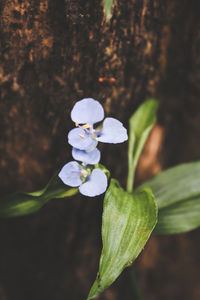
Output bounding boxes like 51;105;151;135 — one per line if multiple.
59;98;128;197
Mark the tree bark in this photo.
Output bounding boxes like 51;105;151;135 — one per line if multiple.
0;1;200;299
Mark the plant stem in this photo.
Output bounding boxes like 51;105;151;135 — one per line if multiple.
126;132;135;193
127;268;144;300
126;155;143;299
126;162;136;193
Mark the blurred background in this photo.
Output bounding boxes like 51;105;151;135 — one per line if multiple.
0;0;200;299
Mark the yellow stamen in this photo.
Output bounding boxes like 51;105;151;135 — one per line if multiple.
75;122;79;127
78;133;85;138
80;169;88;177
82;123;91;130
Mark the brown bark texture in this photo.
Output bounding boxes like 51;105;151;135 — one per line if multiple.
0;0;200;299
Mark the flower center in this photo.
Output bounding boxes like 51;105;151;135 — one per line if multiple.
80;168;88;178
75;122;97;140
75;122;91;130
80;166;92;182
82;123;91;130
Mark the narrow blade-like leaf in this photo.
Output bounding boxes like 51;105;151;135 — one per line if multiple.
127;99;158;192
87;179;157;299
0;174;78;218
155;195;200;234
139;161;200;234
103;0;114;21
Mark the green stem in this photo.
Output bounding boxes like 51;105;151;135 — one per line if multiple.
126;131;136;193
126;152;143;299
126;162;136;193
127;268;144;300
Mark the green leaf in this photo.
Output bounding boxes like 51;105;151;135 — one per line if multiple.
103;0;114;21
127;99;158;192
155;195;200;234
87;179;157;299
0;174;78;218
138;161;200;234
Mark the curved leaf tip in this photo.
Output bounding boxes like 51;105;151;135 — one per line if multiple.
87;179;157;299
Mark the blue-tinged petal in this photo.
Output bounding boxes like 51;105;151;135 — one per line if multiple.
71;98;104;124
96;117;128;144
68;127;97;150
72;148;100;165
58;161;82;187
79;169;107;197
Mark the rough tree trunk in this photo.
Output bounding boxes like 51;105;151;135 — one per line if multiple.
0;1;200;299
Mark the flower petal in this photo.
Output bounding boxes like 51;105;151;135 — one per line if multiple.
79;168;107;197
71;98;104;124
96;117;128;144
68;127;97;150
72;147;100;165
58;161;82;187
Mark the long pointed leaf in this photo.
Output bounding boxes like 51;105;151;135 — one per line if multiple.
0;174;78;218
127;99;158;192
139;161;200;234
87;179;157;299
155;195;200;234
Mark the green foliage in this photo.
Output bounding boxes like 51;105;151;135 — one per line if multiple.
139;161;200;234
155;196;200;234
87;179;157;299
127;99;158;192
2;96;200;300
0;174;78;217
103;0;114;21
